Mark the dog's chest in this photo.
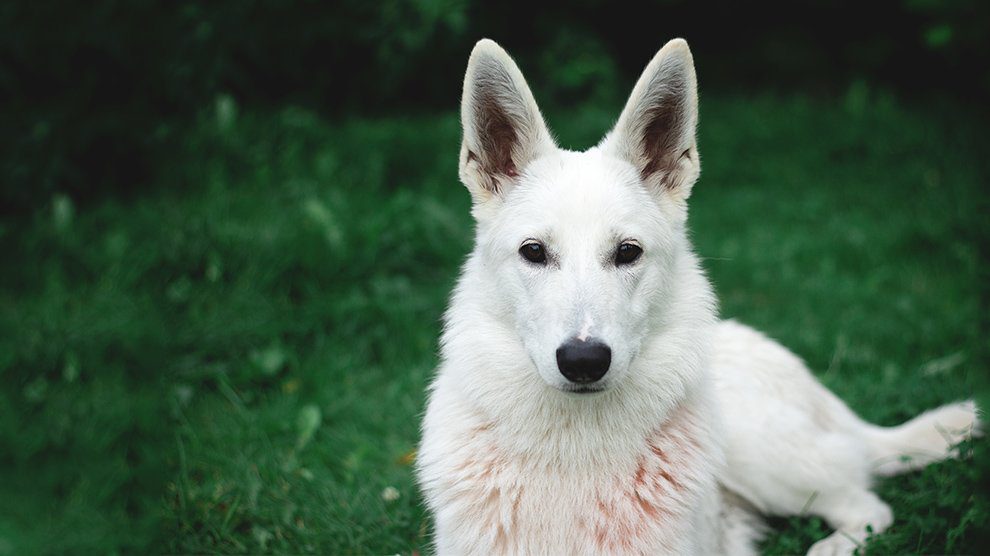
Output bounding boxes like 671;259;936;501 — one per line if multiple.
425;404;717;555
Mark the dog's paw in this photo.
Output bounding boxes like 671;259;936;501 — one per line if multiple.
941;400;983;454
806;532;861;556
953;399;982;438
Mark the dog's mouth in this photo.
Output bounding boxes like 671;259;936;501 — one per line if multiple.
559;384;607;395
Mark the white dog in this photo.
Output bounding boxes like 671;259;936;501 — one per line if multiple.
416;38;979;555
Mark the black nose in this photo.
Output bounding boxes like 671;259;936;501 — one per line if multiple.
556;339;611;384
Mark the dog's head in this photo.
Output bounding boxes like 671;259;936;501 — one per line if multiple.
458;39;704;394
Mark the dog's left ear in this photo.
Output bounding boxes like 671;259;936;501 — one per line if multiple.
459;39;555;206
602;38;700;201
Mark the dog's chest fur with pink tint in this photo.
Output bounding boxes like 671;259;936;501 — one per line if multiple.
422;401;721;555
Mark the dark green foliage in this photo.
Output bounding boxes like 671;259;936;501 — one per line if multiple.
0;89;986;553
3;1;990;213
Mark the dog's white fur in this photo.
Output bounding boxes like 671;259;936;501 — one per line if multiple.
416;38;980;555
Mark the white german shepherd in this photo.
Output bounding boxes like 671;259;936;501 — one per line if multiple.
416;38;980;555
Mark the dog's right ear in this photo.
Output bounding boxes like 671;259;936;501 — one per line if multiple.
459;39;555;206
600;39;700;203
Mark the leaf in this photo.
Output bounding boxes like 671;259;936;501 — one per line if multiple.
250;343;288;377
296;404;322;449
924;24;953;49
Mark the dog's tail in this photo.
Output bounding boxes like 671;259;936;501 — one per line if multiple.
864;399;980;477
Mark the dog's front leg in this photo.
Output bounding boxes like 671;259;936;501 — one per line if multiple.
805;488;893;556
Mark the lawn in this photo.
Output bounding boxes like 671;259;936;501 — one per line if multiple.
0;90;986;554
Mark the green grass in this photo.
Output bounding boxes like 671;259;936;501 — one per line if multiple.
1;90;987;554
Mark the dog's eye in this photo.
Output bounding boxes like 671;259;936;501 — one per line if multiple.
615;243;643;266
520;242;547;264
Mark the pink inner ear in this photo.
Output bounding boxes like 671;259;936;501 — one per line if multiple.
467;150;517;179
473;89;521;189
638;99;685;186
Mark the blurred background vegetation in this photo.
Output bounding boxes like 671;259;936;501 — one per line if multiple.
1;1;988;554
3;0;990;213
